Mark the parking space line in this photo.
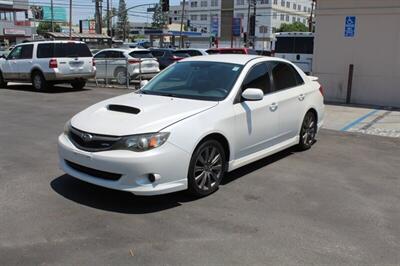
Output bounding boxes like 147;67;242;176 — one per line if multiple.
340;109;379;131
360;111;391;131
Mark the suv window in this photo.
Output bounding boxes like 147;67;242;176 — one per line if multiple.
21;44;33;59
37;43;92;58
271;62;304;91
242;63;272;94
8;46;22;59
129;51;154;58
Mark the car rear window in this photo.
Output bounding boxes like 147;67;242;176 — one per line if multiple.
129;51;154;58
172;51;190;58
37;43;92;58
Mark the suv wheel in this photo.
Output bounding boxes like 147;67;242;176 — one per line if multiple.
71;80;86;90
298;111;317;151
32;72;47;91
188;140;226;197
115;68;128;85
0;72;7;88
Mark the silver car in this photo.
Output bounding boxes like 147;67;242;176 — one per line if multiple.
93;48;160;85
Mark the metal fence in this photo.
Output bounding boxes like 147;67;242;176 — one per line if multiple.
88;57;158;90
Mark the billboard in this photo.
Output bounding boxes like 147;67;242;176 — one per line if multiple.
232;18;241;37
30;6;67;22
80;20;96;34
211;16;218;37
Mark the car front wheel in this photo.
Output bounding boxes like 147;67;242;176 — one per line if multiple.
0;72;7;88
188;140;226;197
298;111;317;150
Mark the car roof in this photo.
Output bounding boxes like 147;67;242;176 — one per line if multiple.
206;48;250;51
96;48;149;53
179;54;291;65
17;40;86;45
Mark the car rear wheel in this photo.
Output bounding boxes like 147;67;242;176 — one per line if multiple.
298;111;317;151
115;68;128;85
0;72;7;88
32;72;47;91
71;80;86;90
188;140;226;197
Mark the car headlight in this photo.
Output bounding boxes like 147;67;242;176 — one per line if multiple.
118;132;170;152
64;120;71;135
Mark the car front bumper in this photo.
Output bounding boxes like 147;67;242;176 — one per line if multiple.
58;133;190;196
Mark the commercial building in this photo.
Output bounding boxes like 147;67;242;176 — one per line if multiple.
171;0;312;49
0;0;33;46
313;0;400;108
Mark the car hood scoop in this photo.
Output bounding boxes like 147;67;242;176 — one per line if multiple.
71;93;218;136
107;104;140;114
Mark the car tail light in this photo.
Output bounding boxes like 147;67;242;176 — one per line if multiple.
170;55;183;61
128;59;141;64
49;58;58;69
92;60;96;67
319;85;324;96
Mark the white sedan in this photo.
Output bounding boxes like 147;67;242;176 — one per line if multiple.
58;55;324;197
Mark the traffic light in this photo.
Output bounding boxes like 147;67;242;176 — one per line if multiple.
249;15;255;36
243;32;247;43
162;0;169;12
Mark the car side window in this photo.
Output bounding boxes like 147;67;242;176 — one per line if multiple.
242;63;272;94
94;52;106;59
37;43;54;58
20;44;33;59
271;62;304;91
7;46;22;60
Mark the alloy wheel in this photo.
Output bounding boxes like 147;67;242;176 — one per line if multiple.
193;146;223;191
33;74;42;90
301;113;316;146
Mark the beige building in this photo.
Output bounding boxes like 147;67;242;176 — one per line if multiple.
313;0;400;108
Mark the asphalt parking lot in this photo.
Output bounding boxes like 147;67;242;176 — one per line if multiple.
1;84;400;265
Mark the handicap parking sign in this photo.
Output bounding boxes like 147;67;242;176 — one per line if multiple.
344;16;356;38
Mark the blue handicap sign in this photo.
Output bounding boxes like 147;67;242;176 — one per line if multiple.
344;16;356;37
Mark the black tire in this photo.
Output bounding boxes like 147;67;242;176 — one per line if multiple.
0;71;7;88
31;71;47;91
71;80;86;90
298;111;317;151
114;68;128;85
187;140;226;197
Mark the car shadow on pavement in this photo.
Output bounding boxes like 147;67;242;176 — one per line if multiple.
3;84;90;93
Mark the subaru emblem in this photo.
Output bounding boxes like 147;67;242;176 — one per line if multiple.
82;133;93;142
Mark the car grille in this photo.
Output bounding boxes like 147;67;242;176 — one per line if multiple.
68;126;121;152
65;160;122;181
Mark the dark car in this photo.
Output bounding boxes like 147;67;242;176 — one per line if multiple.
149;48;190;69
205;48;258;55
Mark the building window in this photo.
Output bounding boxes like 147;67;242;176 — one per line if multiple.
236;13;244;19
286;15;289;21
292;16;296;23
308;7;311;13
293;3;296;10
190;1;198;7
260;0;269;4
298;4;301;11
281;0;285;7
272;27;277;33
200;14;207;20
201;1;207;7
273;0;278;4
174;17;177;20
280;14;284;21
273;12;277;19
259;26;268;33
236;0;244;5
286;1;290;8
304;6;307;12
191;15;198;20
303;18;307;24
211;0;218;7
297;17;300;22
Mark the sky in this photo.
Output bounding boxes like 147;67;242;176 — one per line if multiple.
28;0;180;24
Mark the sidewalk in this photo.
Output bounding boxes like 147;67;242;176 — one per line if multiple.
323;104;400;138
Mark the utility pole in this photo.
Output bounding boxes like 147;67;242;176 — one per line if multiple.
95;0;102;34
309;0;315;32
107;0;111;46
69;0;72;39
246;0;251;47
253;0;256;49
51;0;54;32
179;0;186;48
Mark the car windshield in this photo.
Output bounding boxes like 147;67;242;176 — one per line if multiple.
140;61;243;101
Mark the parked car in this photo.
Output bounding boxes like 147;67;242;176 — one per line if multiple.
175;48;208;57
149;48;189;69
0;41;95;90
93;48;160;85
206;48;258;55
58;55;325;197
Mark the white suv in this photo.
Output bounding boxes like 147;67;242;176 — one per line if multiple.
0;41;96;90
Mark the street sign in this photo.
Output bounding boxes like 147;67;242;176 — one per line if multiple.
232;18;241;37
344;16;356;38
211;16;219;37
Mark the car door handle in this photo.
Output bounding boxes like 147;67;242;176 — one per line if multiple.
269;102;278;112
298;94;305;101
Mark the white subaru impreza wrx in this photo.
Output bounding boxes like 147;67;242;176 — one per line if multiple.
58;55;324;197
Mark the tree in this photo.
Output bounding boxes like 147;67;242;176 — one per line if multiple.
116;0;129;40
152;4;167;29
37;21;61;35
276;22;309;33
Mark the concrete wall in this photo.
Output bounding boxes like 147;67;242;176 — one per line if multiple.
313;0;400;107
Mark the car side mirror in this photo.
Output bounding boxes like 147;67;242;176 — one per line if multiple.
140;80;149;88
242;88;264;101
